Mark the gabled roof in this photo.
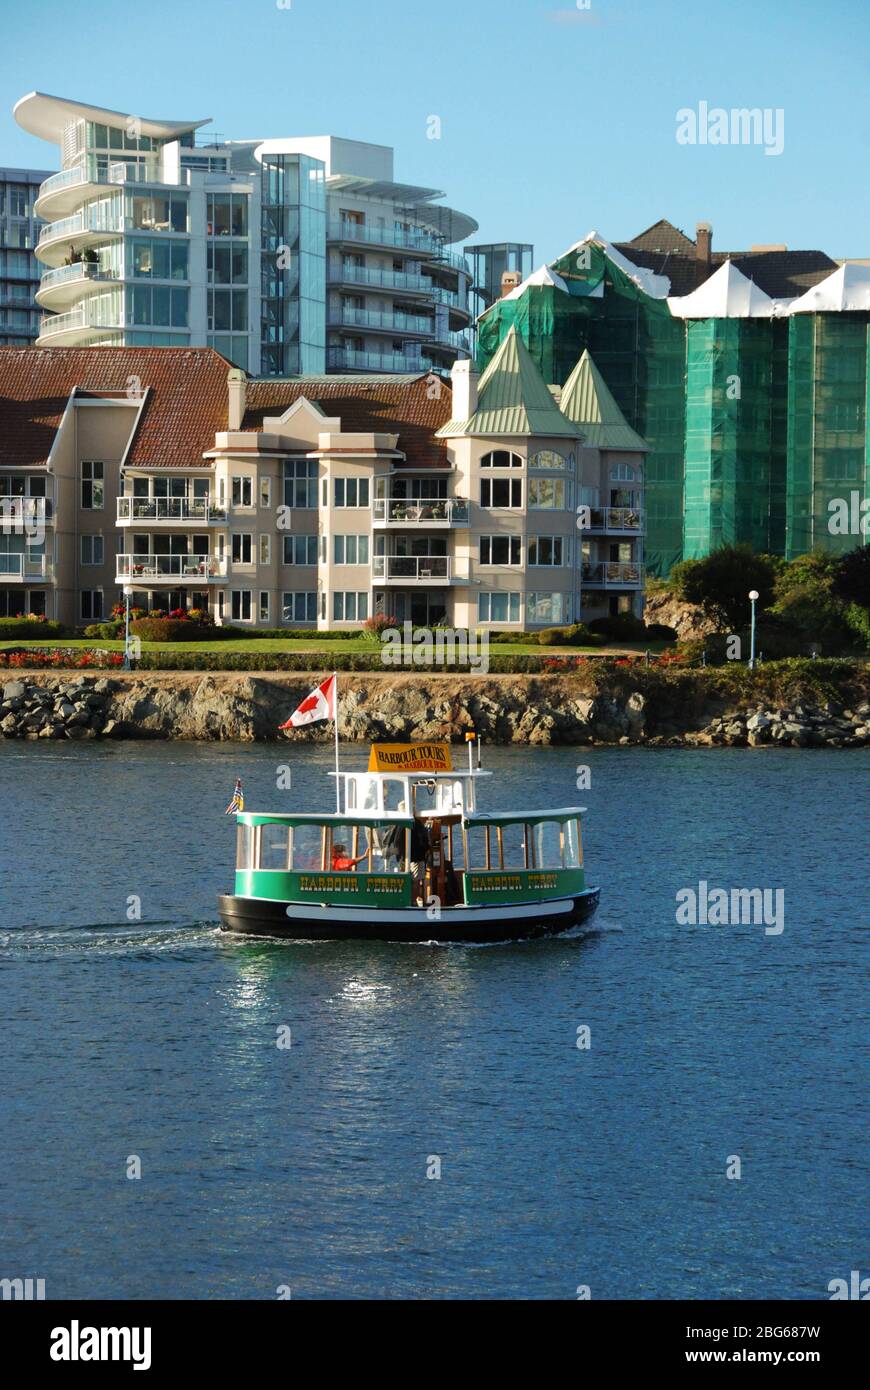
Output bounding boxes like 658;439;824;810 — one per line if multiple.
437;327;578;439
667;259;786;319
242;373;452;467
558;350;648;451
0;347;231;469
625;219;698;256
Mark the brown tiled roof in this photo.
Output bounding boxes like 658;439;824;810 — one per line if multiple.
242;374;453;468
615;222;839;299
0;346;231;469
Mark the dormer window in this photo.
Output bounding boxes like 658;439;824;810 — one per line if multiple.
480;450;522;468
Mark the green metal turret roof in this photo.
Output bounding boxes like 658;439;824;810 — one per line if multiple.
558;349;648;451
437;327;579;438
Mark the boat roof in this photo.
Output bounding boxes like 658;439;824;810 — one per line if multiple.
465;808;586;826
333;769;492;780
237;812;415;828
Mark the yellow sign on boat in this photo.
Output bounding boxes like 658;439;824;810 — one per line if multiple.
368;742;453;773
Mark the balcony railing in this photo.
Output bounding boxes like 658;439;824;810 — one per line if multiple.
328;221;444;254
372;555;459;582
327;347;436;374
327;265;432;293
584;507;644;533
581;562;644;588
38;159;162;205
39;262;118;293
117;498;226;523
0;498;54;527
116;554;227;581
372;498;468;526
38;213;85;247
39;305;123;340
329;307;435;335
0;554;53;580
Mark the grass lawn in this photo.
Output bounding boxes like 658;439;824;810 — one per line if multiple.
0;636;669;658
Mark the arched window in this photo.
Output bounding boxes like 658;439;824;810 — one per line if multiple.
531;450;574;471
480;450;522;468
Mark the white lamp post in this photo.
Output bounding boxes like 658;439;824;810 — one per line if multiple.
748;589;759;670
123;585;133;670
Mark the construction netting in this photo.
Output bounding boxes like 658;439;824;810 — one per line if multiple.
785;313;870;558
477;241;686;575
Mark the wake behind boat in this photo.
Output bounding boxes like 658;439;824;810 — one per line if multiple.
218;679;599;943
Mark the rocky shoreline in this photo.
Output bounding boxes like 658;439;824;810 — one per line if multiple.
2;671;869;747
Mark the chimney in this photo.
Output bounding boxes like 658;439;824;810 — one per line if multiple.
696;221;712;283
500;269;522;297
450;359;479;421
227;368;246;431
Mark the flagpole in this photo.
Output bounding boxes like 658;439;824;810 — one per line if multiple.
333;671;340;814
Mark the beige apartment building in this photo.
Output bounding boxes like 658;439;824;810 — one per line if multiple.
0;335;645;630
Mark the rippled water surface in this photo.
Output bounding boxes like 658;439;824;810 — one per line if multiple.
0;739;867;1299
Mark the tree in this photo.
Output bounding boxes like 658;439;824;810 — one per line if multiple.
832;544;870;610
670;545;778;632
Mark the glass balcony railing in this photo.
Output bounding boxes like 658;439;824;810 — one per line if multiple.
0;498;54;525
372;555;456;582
327;265;432;293
328;221;443;254
39;305;123;339
581;562;644;588
326;347;436;374
38;158;162;204
584;507;645;533
0;554;53;580
39;262;118;293
116;554;227;581
328;308;435;335
117;498;226;523
372;498;468;526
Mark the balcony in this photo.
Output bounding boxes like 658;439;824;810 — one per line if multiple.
116;554;227;583
117;498;226;525
36;208;123;268
373;498;468;527
36;261;120;309
327;264;433;295
0;498;55;528
328;307;435;337
38;305;123;346
583;507;645;535
372;555;464;585
0;554;54;582
327;347;436;374
327;221;444;255
35;158;163;218
582;562;645;589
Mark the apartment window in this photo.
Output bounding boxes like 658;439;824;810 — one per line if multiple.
128;238;188;280
80;535;104;566
283;535;318;566
81;461;104;510
232;477;253;508
209;288;247;333
480;450;522;468
529;478;571;510
260;478;271;509
283;591;317;622
81;590;104;621
478;592;521;623
259;534;271;565
333;534;370;565
610;463;636;482
319;535;326;563
479;535;521;566
334;478;370;508
528;536;566;566
530;450;573;471
207;193;248;238
480;477;522;509
7;186;29;218
232;534;253;564
283;459;318;509
127;284;188;328
208;244;248;284
333;591;369;622
231;591;253;623
128;192;188;233
259;591;270;623
527;592;568;625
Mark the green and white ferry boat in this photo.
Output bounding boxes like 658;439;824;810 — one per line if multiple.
218;740;600;943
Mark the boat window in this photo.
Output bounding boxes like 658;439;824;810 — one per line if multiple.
564;818;582;869
236;823;253;870
464;825;491;870
259;823;290;871
382;778;407;813
531;820;570;870
289;822;326;871
494;823;525;869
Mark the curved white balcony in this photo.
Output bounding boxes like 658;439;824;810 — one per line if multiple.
36;210;123;268
36;261;121;310
327;220;444;255
35;158;163;219
116;554;227;583
37;305;123;346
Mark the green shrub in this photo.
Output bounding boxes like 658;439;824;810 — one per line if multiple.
643;622;678;642
83;622;122;640
588;613;648;640
670;545;778;630
130;618;223;643
0;617;67;639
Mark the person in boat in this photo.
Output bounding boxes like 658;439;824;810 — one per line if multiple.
331;841;368;872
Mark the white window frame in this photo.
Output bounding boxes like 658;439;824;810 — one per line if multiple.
231;589;253;623
478;535;521;566
80;534;104;566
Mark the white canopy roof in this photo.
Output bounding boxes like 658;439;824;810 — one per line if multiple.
667;259;792;319
788;261;870;314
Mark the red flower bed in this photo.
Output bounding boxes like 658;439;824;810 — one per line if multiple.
0;647;124;670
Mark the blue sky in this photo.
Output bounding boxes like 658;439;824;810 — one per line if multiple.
2;0;869;262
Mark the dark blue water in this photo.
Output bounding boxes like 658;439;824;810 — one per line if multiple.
1;740;867;1300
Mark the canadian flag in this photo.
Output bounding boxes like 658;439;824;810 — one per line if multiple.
279;674;337;730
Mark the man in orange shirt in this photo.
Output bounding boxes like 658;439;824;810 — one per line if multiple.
331;842;368;872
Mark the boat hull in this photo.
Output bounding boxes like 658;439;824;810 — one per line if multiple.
217;888;600;943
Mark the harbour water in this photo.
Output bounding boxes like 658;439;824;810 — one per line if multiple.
0;740;866;1299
